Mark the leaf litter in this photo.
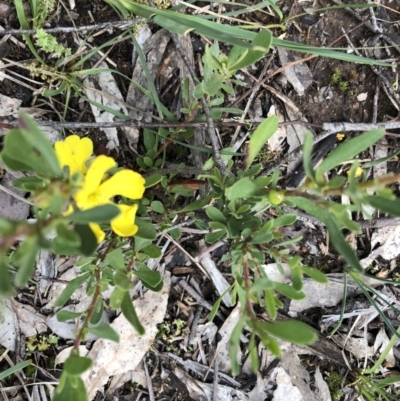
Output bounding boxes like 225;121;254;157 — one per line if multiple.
1;0;400;400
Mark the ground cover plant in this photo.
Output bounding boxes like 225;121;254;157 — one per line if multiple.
0;0;400;400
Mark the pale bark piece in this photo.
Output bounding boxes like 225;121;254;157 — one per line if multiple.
217;305;243;374
83;272;171;400
127;28;170;126
272;368;303;401
55;346;88;366
277;48;313;96
84;62;136;150
360;225;400;269
0;299;47;351
374;326;395;366
0;94;21;116
314;367;332;401
332;334;374;359
0;172;30;220
279;351;319;401
267;105;287;152
196;240;231;307
106;363;147;396
289;273;383;315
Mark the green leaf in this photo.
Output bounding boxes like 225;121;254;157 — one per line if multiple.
179;193;213;212
301;266;328;283
150;200;164;214
12;176;46;191
14;239;39;287
54;272;91;307
272;282;306;300
109;287;126;309
205;206;227;224
134;237;152;252
75;224;98;256
271;214;297;228
53;374;88;401
133;267;163;289
114;271;133;291
244;115;279;169
318;129;385;174
323;212;363;272
226;177;258;200
145;173;163;188
204;44;223;70
88;324;120;342
143;129;156;152
121;292;145;335
0;261;13;295
0;359;32;380
365;196;400;217
64;355;92;376
142;244;162;259
135;218;157;240
228;30;272;73
256;328;281;357
56;310;85;322
56;224;81;246
248;334;259;373
229;318;245;376
1;114;62;178
90;297;104;325
302;132;316;182
265;289;277;319
249;230;273;244
104;248;125;272
69;205;120;224
205;230;226;244
259;320;317;345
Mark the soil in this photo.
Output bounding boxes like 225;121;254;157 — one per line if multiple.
0;0;400;400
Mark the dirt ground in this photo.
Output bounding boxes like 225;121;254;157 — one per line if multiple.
1;0;400;400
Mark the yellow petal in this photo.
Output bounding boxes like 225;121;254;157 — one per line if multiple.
55;135;93;175
111;204;139;237
97;170;146;200
81;155;116;200
89;223;106;243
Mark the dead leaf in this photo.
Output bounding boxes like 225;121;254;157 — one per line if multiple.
83;272;171;400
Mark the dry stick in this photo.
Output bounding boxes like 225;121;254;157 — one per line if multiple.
212;354;220;401
372;78;380;124
367;0;382;33
0;19;142;36
189;306;204;344
169;32;227;173
331;0;381;34
282;206;400;230
177;280;214;312
322;121;400;135
143;357;156;401
12;118;258;131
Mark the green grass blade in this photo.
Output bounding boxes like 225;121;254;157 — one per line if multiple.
129;31;165;120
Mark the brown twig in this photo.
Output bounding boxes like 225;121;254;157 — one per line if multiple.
0;19;142;36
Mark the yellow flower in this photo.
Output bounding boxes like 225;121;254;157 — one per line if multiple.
55;135;93;176
74;155;145;241
89;223;106;243
55;135;146;242
74;155;145;209
111;204;140;237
